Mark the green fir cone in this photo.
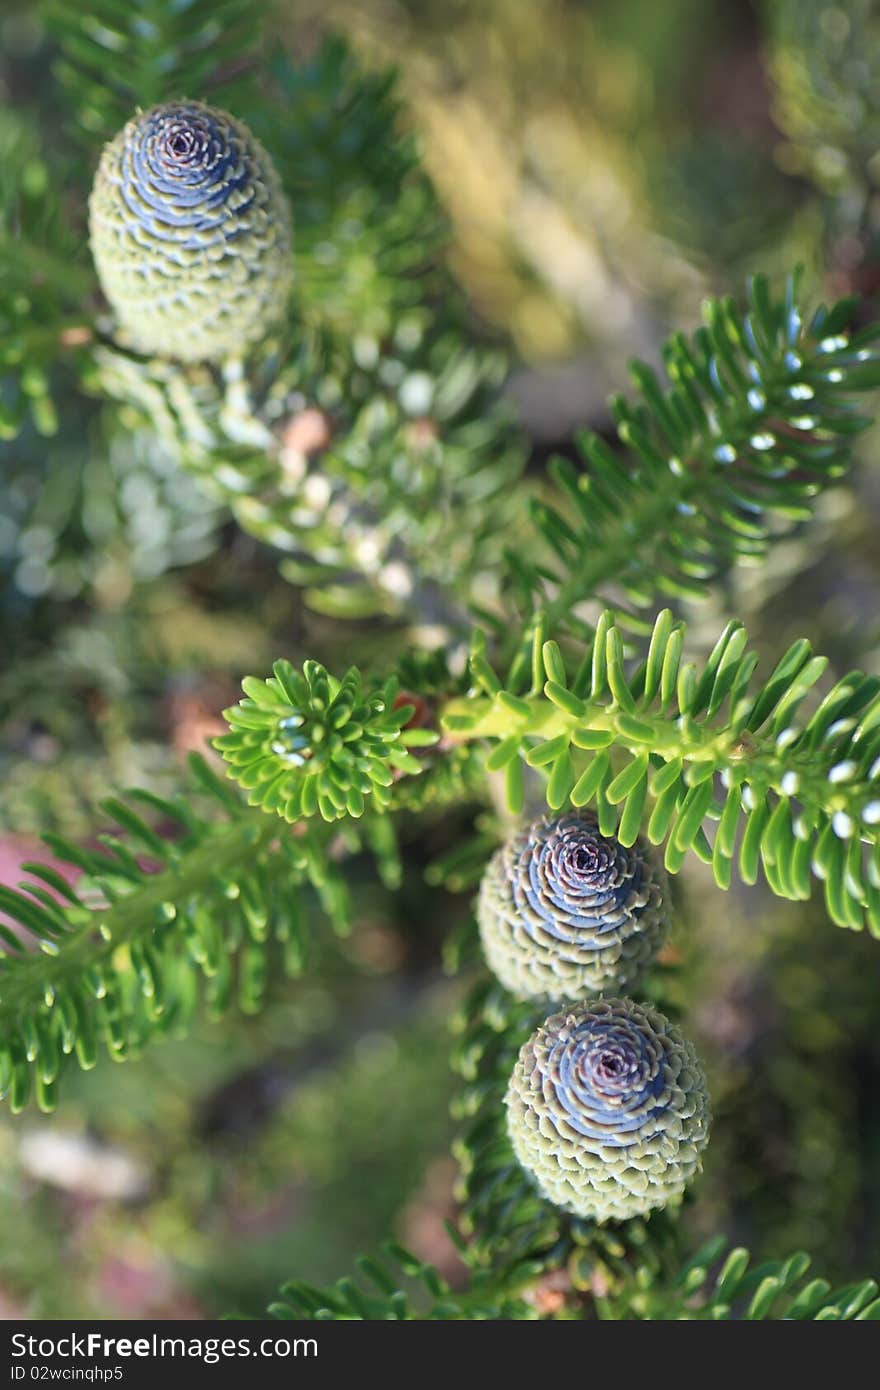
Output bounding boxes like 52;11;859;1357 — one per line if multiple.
477;811;670;1001
506;998;710;1223
89;101;293;362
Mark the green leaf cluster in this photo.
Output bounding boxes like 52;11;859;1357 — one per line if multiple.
447;608;880;930
217;660;438;822
499;275;880;661
268;1242;535;1321
0;755;351;1112
46;0;261;138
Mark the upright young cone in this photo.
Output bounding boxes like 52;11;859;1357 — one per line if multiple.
89;101;293;362
506;998;711;1222
477;811;669;1001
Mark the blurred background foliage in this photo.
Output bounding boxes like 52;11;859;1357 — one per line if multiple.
1;0;879;1316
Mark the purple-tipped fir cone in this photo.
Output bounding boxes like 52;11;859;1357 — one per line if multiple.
506;998;711;1222
89;101;293;362
477;811;670;1001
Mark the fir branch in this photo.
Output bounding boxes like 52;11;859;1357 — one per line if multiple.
0;755;348;1112
444;609;880;930
45;0;263;138
268;1241;538;1320
499;274;880;664
226;603;880;931
603;1239;879;1320
92;323;522;621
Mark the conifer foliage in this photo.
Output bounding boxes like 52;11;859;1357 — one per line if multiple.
2;0;880;1319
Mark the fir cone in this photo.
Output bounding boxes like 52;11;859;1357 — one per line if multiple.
506;998;710;1222
477;811;669;1001
89;102;292;362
